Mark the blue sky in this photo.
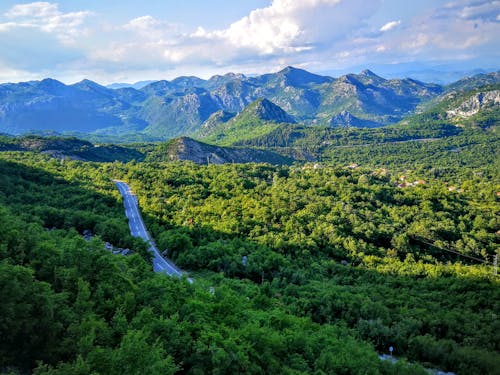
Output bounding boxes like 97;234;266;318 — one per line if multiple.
0;0;498;83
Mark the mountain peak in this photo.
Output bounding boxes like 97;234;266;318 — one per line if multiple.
251;98;296;123
206;72;246;88
40;78;64;84
360;69;380;78
31;78;69;95
279;66;301;73
275;66;332;86
195;98;296;146
224;72;245;79
78;78;96;84
72;79;107;91
36;78;66;89
171;76;206;87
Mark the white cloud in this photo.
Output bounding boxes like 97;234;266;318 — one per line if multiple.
0;62;45;82
359;0;500;68
91;0;376;69
5;2;59;18
123;15;182;41
0;0;498;83
125;15;160;30
457;0;500;21
402;33;429;50
0;22;17;32
1;1;92;43
192;0;378;55
380;20;401;32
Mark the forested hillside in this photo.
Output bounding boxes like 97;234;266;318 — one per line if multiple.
1;0;499;373
0;135;145;162
0;144;498;374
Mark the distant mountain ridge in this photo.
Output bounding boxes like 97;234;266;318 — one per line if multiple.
0;67;498;140
106;80;157;90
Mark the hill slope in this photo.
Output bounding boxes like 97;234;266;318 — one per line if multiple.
196;98;296;145
0;135;144;162
146;136;293;164
227;88;498;161
402;84;500;130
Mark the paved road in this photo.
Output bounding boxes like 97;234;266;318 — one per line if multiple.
114;180;188;279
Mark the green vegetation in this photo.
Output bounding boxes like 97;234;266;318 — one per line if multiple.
0;77;500;375
5;66;482;139
322;130;499;169
144;137;293;165
230;122;460;151
123;158;499;375
1;68;499;374
0;152;432;375
197;98;296;146
0;116;498;374
0;135;145;162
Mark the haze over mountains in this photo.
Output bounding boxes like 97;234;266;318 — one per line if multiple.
0;67;498;141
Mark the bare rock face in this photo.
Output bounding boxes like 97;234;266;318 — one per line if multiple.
163;137;292;165
198;110;236;137
446;90;500;119
329;110;379;128
253;98;296;124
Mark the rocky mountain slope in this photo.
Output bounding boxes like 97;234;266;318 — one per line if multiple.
0;68;498;139
195;98;295;145
329;111;379;128
407;83;500;129
445;71;500;92
146;136;293;164
445;90;500;120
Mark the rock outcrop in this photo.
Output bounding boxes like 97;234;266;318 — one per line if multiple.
446;90;500;119
156;137;292;165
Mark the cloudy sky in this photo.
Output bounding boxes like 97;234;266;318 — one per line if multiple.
0;0;498;83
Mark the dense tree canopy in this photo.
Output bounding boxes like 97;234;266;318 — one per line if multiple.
0;141;498;374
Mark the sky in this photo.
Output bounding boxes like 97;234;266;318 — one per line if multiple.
0;0;498;84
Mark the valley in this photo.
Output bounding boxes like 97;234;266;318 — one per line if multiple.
0;67;498;375
1;0;499;373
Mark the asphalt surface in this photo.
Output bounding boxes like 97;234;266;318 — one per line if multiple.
114;180;187;279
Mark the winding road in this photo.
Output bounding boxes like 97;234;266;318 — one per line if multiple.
114;180;189;280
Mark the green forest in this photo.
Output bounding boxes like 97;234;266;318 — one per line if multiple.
0;128;499;374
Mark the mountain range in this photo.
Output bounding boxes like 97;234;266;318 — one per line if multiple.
0;67;498;140
1;74;497;166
